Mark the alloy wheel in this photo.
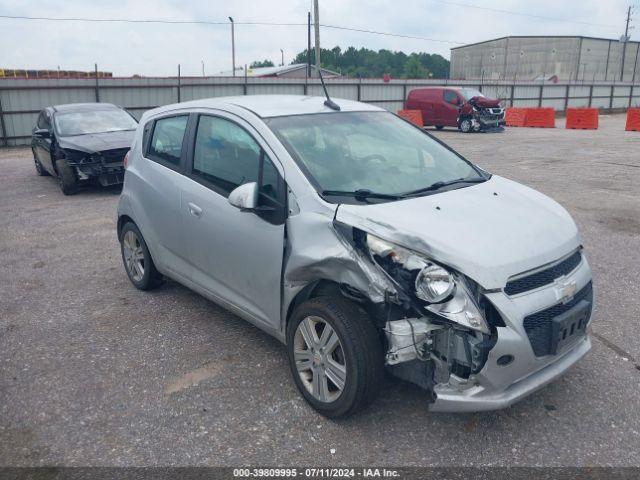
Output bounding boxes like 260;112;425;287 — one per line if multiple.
293;316;347;403
122;230;145;282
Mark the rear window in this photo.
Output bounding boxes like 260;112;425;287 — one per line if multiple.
147;115;189;167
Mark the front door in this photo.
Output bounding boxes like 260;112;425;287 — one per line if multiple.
181;113;286;329
440;90;463;127
34;111;55;174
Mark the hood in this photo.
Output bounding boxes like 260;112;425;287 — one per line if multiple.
469;96;501;108
335;176;580;289
58;130;135;153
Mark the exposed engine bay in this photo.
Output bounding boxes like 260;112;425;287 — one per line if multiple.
460;96;505;132
344;224;501;401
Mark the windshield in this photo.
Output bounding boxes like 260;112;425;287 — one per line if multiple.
459;88;485;100
266;111;485;201
55;109;138;136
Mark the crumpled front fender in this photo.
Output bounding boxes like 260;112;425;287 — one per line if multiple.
281;209;396;332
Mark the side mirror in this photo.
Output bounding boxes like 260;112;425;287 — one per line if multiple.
228;182;259;211
34;128;50;138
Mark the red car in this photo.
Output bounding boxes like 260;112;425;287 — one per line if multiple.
405;87;505;132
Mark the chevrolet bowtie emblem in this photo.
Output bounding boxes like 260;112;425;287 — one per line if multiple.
554;277;577;303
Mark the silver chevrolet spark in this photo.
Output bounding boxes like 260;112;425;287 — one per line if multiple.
118;95;593;417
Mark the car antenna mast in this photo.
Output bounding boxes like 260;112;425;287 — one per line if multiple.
317;68;340;111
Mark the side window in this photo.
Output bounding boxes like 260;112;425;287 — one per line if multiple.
444;90;459;105
37;111;51;130
192;116;262;196
147;115;188;167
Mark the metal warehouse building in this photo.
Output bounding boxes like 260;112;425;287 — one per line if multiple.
450;36;640;82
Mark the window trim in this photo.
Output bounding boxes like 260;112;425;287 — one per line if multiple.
144;113;191;173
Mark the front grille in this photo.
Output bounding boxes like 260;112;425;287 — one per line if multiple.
505;250;583;296
523;281;593;357
101;148;129;164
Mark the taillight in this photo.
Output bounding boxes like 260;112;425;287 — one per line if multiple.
123;150;130;169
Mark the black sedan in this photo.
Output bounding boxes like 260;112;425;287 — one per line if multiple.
31;103;137;195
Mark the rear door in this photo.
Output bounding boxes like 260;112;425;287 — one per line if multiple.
181;112;286;329
130;113;193;281
440;90;463;127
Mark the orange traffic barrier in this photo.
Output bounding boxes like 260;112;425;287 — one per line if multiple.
523;107;555;128
505;108;527;127
397;109;423;127
566;108;599;130
625;108;640;131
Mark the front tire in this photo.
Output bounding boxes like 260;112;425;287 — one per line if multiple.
56;159;79;195
32;149;49;176
435;125;444;130
286;296;383;418
120;222;163;290
459;118;473;133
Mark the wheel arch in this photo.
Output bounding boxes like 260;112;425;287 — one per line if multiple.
284;279;374;337
117;215;136;241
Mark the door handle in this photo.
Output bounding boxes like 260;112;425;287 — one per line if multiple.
188;202;203;217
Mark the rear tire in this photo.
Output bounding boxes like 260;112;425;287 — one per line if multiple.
120;222;163;291
435;125;444;130
56;159;79;195
286;296;384;418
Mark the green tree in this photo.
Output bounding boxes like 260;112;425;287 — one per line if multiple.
250;60;275;68
404;55;430;79
291;47;448;78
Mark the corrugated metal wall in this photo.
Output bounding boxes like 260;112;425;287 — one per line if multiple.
1;76;639;146
451;37;640;82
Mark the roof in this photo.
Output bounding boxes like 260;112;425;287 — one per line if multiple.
147;95;384;119
51;102;119;112
409;86;472;91
451;35;640;50
216;63;341;78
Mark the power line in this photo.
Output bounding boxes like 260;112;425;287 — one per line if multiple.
0;14;463;44
428;0;619;29
0;14;306;26
320;24;463;44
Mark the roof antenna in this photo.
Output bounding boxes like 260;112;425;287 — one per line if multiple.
317;68;340;111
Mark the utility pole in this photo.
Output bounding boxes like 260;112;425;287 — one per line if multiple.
229;17;236;77
307;11;312;77
621;5;633;81
313;0;321;76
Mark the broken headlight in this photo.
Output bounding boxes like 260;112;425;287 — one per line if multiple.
365;233;489;334
415;264;454;303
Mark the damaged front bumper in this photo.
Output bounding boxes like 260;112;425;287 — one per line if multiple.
73;161;125;186
384;249;593;412
477;113;505;130
430;334;590;412
66;149;127;186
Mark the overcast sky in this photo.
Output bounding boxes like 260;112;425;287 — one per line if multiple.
0;0;634;76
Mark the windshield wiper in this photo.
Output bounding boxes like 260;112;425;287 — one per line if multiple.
321;189;402;201
400;177;487;198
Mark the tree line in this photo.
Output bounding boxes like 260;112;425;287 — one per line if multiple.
250;46;450;79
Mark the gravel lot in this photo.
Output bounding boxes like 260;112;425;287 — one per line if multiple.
1;113;639;467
